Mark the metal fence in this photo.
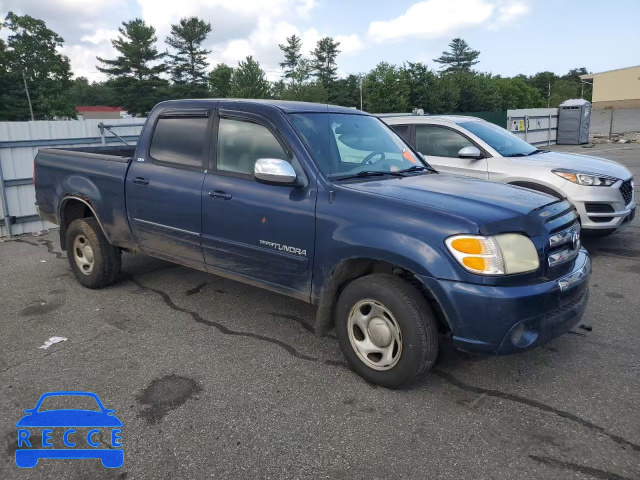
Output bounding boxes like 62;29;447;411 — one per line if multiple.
0;119;145;238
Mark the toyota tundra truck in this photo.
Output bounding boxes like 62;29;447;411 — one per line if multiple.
34;99;591;387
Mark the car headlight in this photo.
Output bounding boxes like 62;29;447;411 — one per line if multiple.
552;169;618;186
445;234;539;275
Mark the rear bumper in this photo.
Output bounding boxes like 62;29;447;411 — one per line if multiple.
419;250;591;355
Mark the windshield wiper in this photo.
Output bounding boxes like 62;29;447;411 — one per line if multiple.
505;149;548;157
331;170;407;181
396;165;438;174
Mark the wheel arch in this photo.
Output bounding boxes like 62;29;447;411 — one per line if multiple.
314;257;451;337
507;180;565;199
58;197;108;250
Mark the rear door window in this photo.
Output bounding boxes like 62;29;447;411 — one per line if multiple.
150;115;209;168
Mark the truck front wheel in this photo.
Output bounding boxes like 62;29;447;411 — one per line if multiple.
66;218;121;288
335;274;438;388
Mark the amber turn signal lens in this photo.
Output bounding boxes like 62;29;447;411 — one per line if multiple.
462;257;486;270
450;238;483;254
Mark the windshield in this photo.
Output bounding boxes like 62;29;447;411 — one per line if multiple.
290;113;427;179
460;121;537;157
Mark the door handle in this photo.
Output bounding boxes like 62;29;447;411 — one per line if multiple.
208;190;232;200
133;177;149;185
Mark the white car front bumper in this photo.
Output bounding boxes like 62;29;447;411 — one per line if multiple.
565;178;636;231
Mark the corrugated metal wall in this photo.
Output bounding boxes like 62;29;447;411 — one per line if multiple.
0;119;145;237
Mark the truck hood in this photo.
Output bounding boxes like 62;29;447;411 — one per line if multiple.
512;151;632;180
341;173;558;228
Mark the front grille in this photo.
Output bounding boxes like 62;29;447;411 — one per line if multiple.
585;203;614;213
589;216;613;223
620;179;634;206
543;289;587;322
548;221;581;268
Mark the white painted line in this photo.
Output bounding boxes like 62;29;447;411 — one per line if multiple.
38;336;68;349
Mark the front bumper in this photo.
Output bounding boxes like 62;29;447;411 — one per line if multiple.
419;249;591;355
565;180;635;231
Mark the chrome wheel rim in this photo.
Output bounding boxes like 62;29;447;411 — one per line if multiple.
73;235;95;275
347;299;402;371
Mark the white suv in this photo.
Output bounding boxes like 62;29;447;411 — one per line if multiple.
382;115;635;236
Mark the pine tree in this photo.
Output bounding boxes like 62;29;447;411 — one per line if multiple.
278;34;302;85
97;19;167;81
230;56;270;99
166;17;211;87
433;38;480;74
311;37;340;90
96;19;168;115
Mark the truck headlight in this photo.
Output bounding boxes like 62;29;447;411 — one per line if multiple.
445;234;539;275
552;169;618;186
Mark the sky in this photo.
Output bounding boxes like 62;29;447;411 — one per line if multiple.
1;0;639;82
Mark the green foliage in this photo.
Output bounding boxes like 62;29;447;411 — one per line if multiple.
96;18;168;115
363;62;409;113
208;64;234;97
166;17;211;88
278;34;303;85
230;56;270;99
434;38;480;74
68;77;118;106
0;12;75;120
311;37;340;90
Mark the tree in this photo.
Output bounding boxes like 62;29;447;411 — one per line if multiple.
96;19;168;115
230;56;270;98
166;16;211;91
68;77;118;107
403;62;438;112
208;64;233;97
434;38;480;74
278;34;303;85
311;37;340;90
494;77;543;109
1;12;75;120
363;62;410;113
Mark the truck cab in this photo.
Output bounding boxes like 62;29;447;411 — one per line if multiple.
34;100;591;388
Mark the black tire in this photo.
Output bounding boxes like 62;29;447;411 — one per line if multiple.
335;273;438;388
66;218;121;289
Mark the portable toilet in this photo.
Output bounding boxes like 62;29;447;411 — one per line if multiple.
557;99;591;145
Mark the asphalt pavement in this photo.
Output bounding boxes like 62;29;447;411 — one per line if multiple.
0;142;639;479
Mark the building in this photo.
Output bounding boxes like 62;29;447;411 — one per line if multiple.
75;106;124;120
580;65;640;110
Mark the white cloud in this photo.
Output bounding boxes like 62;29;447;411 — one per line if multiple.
335;34;364;56
489;1;531;29
368;0;532;42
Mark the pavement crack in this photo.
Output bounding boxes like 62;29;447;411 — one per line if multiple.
129;278;319;363
13;238;64;259
529;455;635;480
185;281;208;296
432;369;640;453
268;311;337;340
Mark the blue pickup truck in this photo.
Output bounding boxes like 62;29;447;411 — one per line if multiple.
34;100;591;387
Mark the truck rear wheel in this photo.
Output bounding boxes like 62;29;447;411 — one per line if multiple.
335;273;438;388
66;218;121;289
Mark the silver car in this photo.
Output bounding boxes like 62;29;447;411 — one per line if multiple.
382;115;635;236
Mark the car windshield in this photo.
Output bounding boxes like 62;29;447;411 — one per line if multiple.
289;113;429;179
460;121;537;157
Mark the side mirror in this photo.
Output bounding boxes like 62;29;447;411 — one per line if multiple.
458;146;483;159
254;158;298;185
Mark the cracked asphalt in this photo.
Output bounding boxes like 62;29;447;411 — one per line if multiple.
1;143;639;479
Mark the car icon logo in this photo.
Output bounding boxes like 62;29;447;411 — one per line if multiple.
15;391;123;468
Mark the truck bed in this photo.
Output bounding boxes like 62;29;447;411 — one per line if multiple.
34;145;137;249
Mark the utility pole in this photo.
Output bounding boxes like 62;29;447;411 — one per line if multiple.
359;75;363;111
547;81;551;109
22;70;35;121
